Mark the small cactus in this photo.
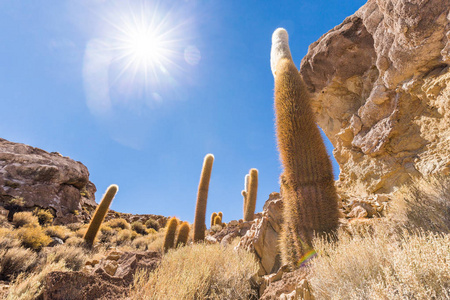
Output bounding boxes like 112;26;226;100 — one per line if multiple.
210;212;218;227
84;185;118;247
176;221;190;247
213;215;222;226
163;217;179;252
218;211;223;220
193;154;215;242
244;169;258;221
242;174;250;217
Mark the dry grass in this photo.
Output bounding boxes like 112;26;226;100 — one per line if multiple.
6;261;67;300
42;245;88;271
131;221;147;235
0;247;38;281
308;227;450;299
13;212;39;228
389;175;450;234
130;243;258;300
44;225;72;241
145;218;160;231
33;208;54;226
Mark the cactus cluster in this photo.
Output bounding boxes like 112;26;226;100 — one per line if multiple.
210;212;223;227
164;217;191;252
243;169;258;221
83;184;118;247
271;28;340;269
193;154;215;242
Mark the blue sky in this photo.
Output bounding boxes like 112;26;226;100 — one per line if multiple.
0;0;366;223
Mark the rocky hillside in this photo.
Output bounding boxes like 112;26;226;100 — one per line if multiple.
300;0;450;195
0;138;97;224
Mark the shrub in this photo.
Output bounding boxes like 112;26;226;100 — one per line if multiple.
44;226;71;241
389;175;450;234
13;212;39;228
130;243;258;299
66;222;83;232
131;221;147;235
15;225;52;251
307;226;450;299
0;228;20;249
64;236;85;247
33;208;54;226
44;245;88;271
98;225;115;243
106;218;130;230
145;218;160;231
0;247;38;281
116;229;137;244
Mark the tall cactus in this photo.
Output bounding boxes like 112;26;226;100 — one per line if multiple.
83;184;118;247
243;169;258;221
193;154;215;242
271;28;340;269
210;212;218;227
176;221;190;247
163;217;179;252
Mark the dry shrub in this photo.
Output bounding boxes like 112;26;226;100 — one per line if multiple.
43;245;88;271
116;229;137;244
98;224;115;243
75;225;88;238
131;232;163;251
145;218;160;231
130;243;258;299
13;212;39;228
389;175;450;234
106;218;130;230
6;261;67;300
15;225;52;250
44;225;71;241
64;236;85;247
307;227;450;300
0;214;12;229
66;222;83;232
131;221;147;235
0;247;38;281
33;208;54;226
0;227;21;249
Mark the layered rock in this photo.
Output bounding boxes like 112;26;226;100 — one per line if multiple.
236;192;284;276
299;0;450;194
0;138;96;224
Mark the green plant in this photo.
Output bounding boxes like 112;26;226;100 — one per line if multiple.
33;208;54;226
210;212;217;227
193;154;214;242
243;168;258;221
176;221;190;247
271;28;339;269
83;184;118;247
163;217;179;252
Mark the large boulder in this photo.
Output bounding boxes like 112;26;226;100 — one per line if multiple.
299;0;450;194
0;138;96;224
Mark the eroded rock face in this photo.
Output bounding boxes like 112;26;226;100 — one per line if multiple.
236;192;284;276
0;138;97;224
300;0;450;194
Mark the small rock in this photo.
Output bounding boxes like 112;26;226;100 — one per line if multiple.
103;261;118;276
205;235;218;244
48;237;64;247
348;206;368;218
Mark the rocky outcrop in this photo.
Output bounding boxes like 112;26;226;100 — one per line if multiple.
299;0;450;194
0;138;96;224
236;192;284;276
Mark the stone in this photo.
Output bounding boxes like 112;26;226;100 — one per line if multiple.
236;194;284;276
103;261;118;276
48;237;64;247
298;0;450;196
0;138;96;224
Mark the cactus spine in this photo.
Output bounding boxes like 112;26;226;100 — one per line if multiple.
213;215;222;226
243;169;258;221
210;212;218;227
176;221;190;247
271;28;340;269
193;154;214;242
163;217;179;252
83;184;118;247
